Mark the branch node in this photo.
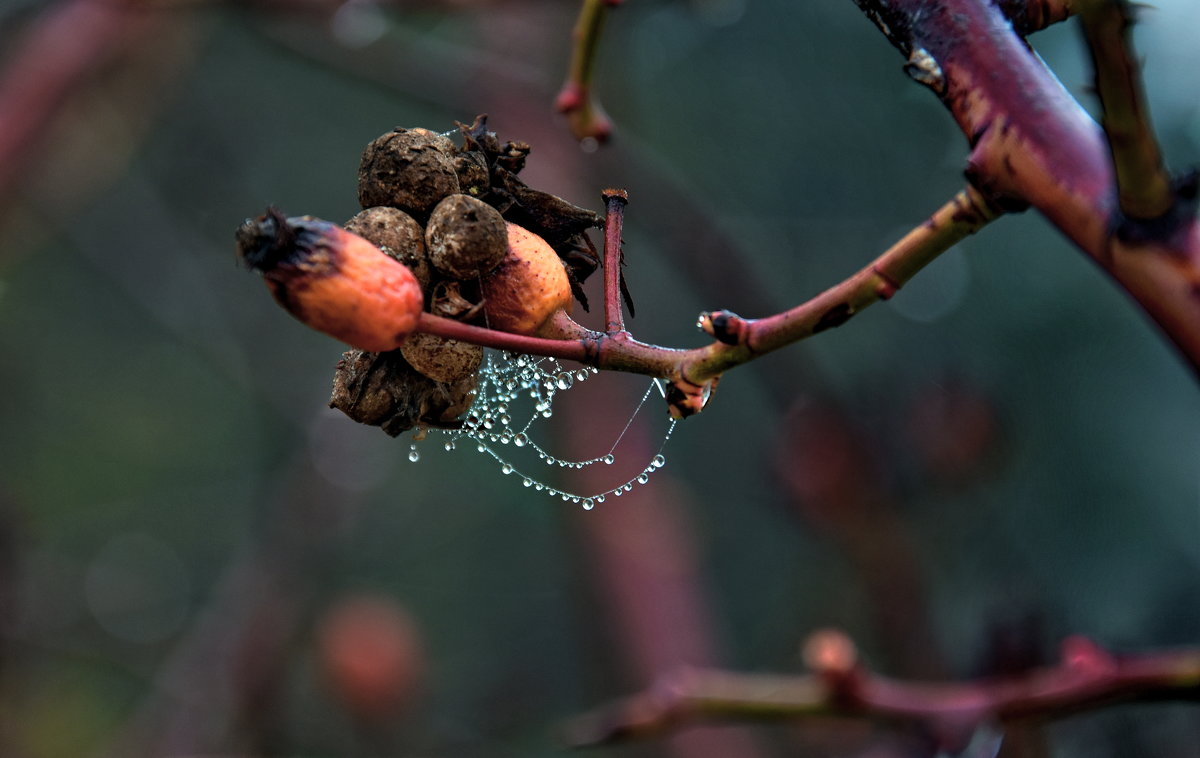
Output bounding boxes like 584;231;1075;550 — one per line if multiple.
697;309;751;346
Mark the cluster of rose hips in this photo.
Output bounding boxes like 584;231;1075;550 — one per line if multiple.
237;116;603;436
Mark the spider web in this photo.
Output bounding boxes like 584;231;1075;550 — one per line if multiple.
406;351;675;509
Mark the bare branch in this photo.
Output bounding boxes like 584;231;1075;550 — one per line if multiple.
565;635;1200;747
416;187;999;416
852;0;1200;375
601;188;629;334
1078;0;1176;223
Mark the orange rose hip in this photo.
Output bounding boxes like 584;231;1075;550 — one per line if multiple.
481;222;573;336
236;207;423;352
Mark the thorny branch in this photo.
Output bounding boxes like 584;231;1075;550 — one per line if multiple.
564;633;1200;747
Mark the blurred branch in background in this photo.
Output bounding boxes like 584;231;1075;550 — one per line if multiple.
0;0;172;207
566;634;1200;748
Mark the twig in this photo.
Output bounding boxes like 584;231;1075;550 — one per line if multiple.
555;0;619;142
601;188;629;334
1077;0;1174;224
416;187;1000;414
564;634;1200;747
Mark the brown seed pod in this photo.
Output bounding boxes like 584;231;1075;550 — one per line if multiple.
481;222;573;336
344;206;432;290
331;349;478;436
357;128;460;220
400;331;483;384
425;194;508;280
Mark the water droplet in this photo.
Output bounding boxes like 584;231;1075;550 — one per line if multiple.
466;414;480;427
523;478;533;487
555;373;574;390
541;409;553;418
501;463;514;475
476;443;486;453
571;497;580;504
535;483;545;491
602;454;615;465
613;488;623;497
499;414;511;426
482;417;494;430
596;495;606;503
497;404;508;414
575;370;588;382
444;440;456;451
408;446;420;462
545;456;557;466
652;454;666;468
637;473;649;484
582;499;595;510
514;433;528;447
623;483;633;492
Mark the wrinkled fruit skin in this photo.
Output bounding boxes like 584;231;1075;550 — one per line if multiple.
425;194;508;280
401;332;483;384
481;223;573;336
330;349;477;436
237;209;423;353
344;206;432;290
357;128;460;220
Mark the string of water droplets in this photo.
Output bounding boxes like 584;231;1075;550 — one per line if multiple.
406;351;675;510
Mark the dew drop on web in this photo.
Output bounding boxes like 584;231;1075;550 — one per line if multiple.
421;351;678;509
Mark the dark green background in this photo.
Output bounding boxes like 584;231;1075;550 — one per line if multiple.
1;1;1198;756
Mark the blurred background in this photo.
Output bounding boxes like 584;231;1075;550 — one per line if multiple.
1;1;1199;756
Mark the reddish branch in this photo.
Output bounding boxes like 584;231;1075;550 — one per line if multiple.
418;186;997;415
852;0;1200;372
601;188;629;333
996;0;1078;34
565;634;1200;747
